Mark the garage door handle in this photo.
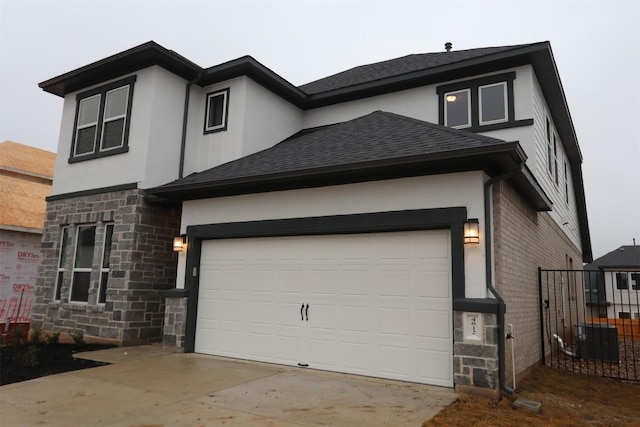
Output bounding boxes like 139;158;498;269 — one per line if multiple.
301;304;305;321
305;304;309;321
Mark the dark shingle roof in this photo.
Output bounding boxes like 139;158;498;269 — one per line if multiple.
299;44;533;95
587;246;640;269
153;111;514;193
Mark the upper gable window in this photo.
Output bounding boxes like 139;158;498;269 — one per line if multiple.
204;88;230;134
70;76;135;163
444;89;471;128
479;82;507;125
437;72;530;132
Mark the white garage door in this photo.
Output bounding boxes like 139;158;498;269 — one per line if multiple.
195;230;453;387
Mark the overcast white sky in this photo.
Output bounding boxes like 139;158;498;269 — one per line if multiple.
1;0;638;259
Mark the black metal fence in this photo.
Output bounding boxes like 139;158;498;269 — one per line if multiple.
539;268;640;382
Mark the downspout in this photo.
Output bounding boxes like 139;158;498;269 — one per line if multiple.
484;164;522;395
179;71;204;179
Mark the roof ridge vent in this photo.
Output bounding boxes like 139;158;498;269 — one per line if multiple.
445;42;453;52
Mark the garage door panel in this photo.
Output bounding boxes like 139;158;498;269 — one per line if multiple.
416;310;451;339
415;349;452;383
196;230;453;387
416;271;451;298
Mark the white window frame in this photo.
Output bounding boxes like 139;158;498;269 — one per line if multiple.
74;94;101;157
478;82;508;125
204;88;230;133
99;86;130;152
54;227;69;301
444;88;471;129
97;224;114;305
69;225;96;304
70;76;135;163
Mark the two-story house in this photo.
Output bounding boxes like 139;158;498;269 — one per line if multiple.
34;41;591;397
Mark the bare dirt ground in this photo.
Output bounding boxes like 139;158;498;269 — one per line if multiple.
424;365;640;427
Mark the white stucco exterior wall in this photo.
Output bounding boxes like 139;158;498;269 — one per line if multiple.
175;171;488;299
141;67;189;188
182;76;303;176
51;66;188;195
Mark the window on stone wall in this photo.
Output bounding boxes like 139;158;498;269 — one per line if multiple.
69;226;96;302
98;224;114;304
64;223;115;304
54;227;69;301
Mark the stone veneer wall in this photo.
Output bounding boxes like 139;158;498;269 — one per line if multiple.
453;311;499;392
32;188;181;344
492;181;583;386
162;294;188;349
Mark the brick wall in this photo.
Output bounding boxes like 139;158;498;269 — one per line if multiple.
492;181;582;385
32;188;181;344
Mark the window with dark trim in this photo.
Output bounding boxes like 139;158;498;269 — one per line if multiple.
437;72;531;132
57;224;115;305
564;161;569;204
546;117;553;174
98;224;114;304
632;273;639;290
204;88;230;134
616;272;629;290
54;227;69;301
69;226;96;302
553;135;559;186
70;76;136;163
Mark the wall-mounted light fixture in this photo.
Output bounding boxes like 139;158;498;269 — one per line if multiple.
173;234;187;253
464;219;480;244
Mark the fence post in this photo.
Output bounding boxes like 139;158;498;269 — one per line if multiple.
538;267;545;365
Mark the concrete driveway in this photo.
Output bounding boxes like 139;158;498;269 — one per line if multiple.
1;345;457;426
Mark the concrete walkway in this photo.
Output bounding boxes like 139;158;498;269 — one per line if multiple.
1;345;457;426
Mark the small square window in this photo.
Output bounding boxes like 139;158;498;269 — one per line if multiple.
444;89;470;128
479;82;507;125
204;88;230;133
619;311;631;320
616;272;629;290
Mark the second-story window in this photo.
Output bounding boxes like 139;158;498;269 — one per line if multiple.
204;88;230;134
437;72;525;132
436;71;533;132
70;76;136;163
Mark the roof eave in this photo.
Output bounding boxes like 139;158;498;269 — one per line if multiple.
39;41;203;97
304;42;551;107
197;57;307;107
149;142;531;199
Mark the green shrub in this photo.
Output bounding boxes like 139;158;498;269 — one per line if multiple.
71;329;85;347
29;325;43;345
46;331;60;345
20;346;41;368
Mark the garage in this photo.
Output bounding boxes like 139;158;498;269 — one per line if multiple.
194;229;453;387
